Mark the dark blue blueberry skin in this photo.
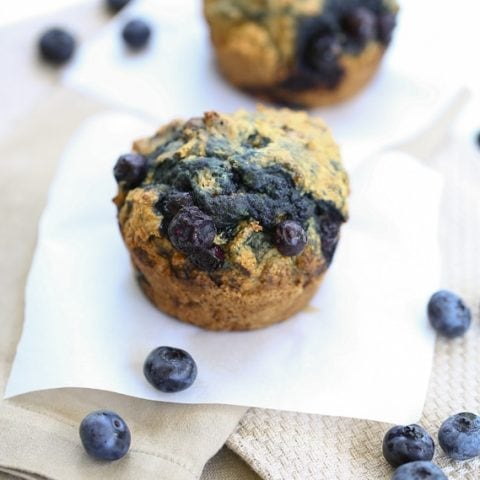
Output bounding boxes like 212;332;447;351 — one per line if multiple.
144;346;197;393
427;290;471;338
392;461;447;480
114;153;148;189
383;424;435;467
168;206;216;254
79;411;131;461
282;0;397;93
162;192;194;220
106;0;131;13
438;412;480;460
341;7;376;49
275;220;307;256
38;28;75;65
154;155;345;247
189;244;224;271
122;19;151;50
377;12;397;45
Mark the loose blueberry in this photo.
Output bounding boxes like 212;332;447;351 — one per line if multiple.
189;245;224;271
427;290;471;338
476;131;480;149
106;0;131;13
144;346;197;393
122;19;151;50
79;410;131;461
377;13;397;45
341;7;376;48
113;153;148;189
392;461;447;480
275;220;307;256
438;412;480;460
168;206;216;254
38;28;75;65
382;424;435;467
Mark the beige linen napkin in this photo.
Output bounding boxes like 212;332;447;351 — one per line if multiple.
227;106;480;479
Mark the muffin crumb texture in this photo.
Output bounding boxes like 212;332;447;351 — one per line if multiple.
114;107;349;330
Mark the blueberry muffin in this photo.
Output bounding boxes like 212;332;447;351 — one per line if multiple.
204;0;399;107
113;107;349;330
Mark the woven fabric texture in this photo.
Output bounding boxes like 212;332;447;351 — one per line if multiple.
228;127;480;479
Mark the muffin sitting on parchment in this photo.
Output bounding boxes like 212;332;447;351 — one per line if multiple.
113;107;349;330
204;0;399;107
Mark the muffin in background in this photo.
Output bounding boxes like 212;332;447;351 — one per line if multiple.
114;107;349;330
204;0;399;107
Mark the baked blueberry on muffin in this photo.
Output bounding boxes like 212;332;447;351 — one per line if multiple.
113;107;349;330
204;0;399;107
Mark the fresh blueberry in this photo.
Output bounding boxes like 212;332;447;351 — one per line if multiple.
476;131;480;149
382;424;435;467
392;461;447;480
113;153;148;189
275;220;307;256
106;0;131;13
189;245;224;271
122;19;151;50
377;13;397;45
438;412;480;460
168;206;216;254
38;28;75;65
144;346;197;393
427;290;471;338
161;192;194;219
79;410;131;461
341;7;376;48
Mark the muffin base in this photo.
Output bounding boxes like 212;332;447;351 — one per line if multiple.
219;43;386;108
133;256;324;331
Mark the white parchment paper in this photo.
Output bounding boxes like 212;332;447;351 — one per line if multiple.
5;112;443;424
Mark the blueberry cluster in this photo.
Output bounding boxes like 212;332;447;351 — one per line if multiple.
284;0;397;91
37;0;151;67
80;345;198;461
384;413;480;478
112;136;347;270
382;290;477;477
148;152;345;269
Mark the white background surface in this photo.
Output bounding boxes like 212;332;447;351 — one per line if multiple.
61;0;470;164
5;112;442;424
0;0;94;28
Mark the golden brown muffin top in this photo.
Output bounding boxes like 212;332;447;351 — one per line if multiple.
114;107;349;277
